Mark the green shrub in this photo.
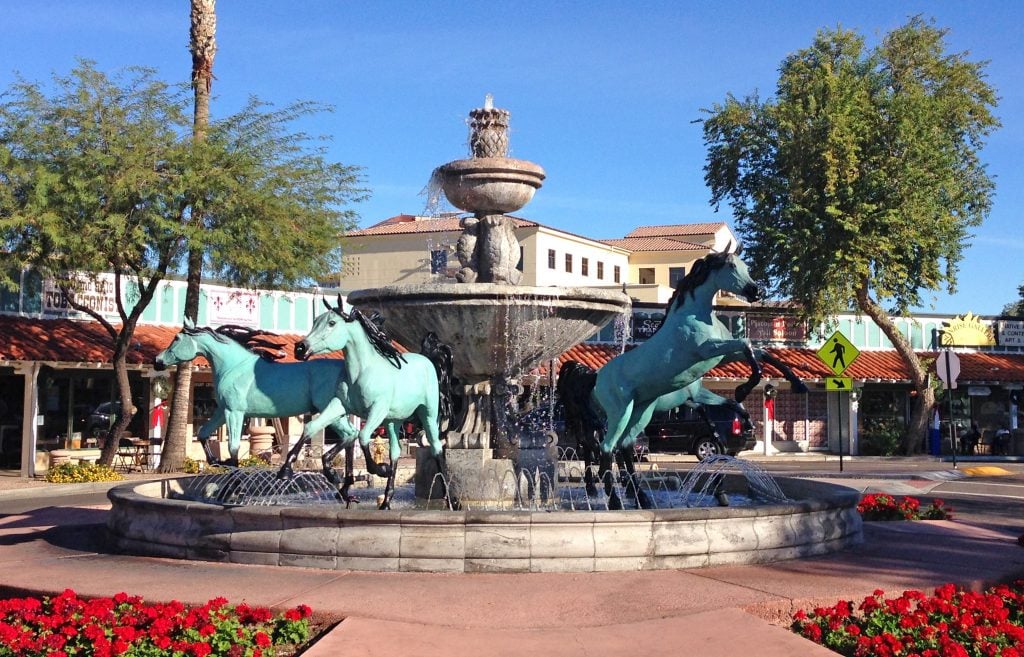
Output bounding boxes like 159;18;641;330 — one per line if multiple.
859;417;903;456
45;462;123;483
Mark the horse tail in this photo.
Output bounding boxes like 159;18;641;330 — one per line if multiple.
421;332;456;428
557;360;601;451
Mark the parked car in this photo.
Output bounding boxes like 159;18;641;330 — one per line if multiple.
643;403;754;459
86;401;121;436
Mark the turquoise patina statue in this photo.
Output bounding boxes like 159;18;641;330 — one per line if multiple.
286;297;455;510
154;320;359;488
559;247;807;508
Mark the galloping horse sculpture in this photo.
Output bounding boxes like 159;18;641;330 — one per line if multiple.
559;246;807;508
286;297;456;510
154;320;359;487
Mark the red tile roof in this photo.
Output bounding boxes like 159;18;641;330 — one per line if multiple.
624;223;726;239
551;344;1024;384
349;214;538;236
599;237;708;252
0;317;324;367
3;317;1023;385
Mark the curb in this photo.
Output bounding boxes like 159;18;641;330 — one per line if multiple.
0;481;120;501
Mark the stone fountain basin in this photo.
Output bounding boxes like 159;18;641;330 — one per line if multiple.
439;157;546;214
106;476;862;573
347;284;631;383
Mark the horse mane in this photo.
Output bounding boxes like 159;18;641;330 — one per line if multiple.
330;304;407;369
665;250;734;313
191;324;286;361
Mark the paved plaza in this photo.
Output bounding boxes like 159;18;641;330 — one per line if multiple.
0;461;1022;656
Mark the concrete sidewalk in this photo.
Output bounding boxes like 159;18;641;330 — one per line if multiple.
0;476;1023;656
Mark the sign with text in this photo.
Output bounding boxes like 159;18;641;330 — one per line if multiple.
42;273;121;320
631;316;663;341
997;320;1024;348
746;315;808;342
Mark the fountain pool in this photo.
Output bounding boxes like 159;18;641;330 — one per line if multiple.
107;97;862;572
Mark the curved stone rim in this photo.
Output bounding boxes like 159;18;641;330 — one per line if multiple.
106;475;863;573
439;157;546;186
348;284;633;309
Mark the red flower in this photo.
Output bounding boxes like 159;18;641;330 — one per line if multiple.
255;630;272;647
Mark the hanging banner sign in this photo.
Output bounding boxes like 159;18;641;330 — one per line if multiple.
208;289;259;327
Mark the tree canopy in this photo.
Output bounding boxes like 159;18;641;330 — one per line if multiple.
704;17;998;321
1;61;365;293
0;61;365;463
702;17;999;452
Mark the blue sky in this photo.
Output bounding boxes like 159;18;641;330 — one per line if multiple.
3;1;1021;315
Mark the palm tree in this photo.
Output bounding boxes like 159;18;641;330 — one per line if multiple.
161;0;216;472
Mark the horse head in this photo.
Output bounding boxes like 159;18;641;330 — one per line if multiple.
702;244;760;303
295;295;353;360
154;325;201;370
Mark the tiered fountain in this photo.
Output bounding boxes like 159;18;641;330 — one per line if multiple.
106;99;863;573
348;95;630;504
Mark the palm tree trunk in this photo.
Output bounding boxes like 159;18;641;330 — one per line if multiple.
855;279;935;455
160;0;216;473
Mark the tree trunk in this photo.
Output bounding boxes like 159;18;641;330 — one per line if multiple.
855;280;935;455
99;337;138;466
189;0;216;139
161;0;216;473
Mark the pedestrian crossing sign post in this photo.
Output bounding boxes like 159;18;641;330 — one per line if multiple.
816;330;860;376
816;330;860;474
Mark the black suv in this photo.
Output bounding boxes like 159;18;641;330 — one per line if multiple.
643;403;754;459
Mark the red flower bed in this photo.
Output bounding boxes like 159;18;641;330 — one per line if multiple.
857;494;953;521
0;589;312;656
793;581;1024;656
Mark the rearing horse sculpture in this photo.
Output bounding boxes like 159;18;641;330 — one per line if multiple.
559;246;807;509
285;297;455;510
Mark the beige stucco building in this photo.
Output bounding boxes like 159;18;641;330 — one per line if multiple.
335;214;742;305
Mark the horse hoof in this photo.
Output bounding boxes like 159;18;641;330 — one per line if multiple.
716;491;730;507
585;484;598;497
276;465;294;480
608;496;624;511
637;492;654;509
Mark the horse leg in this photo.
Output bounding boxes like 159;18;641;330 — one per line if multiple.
617;446;652;509
755;349;810;393
277;422;315;480
377;423;403;510
322;420;360;505
196;410;226;466
224;411;245;468
599;450;622;510
733;342;762;403
416;410;456;509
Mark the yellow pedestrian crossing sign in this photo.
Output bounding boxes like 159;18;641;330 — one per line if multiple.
816;330;859;376
826;377;853;391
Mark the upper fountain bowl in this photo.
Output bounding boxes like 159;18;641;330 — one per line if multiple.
347;284;629;384
439;157;546;215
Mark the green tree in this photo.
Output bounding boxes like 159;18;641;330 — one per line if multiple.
702;17;998;454
0;61;365;466
1002;283;1024;317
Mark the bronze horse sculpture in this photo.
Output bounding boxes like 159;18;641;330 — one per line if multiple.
559;246;807;509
